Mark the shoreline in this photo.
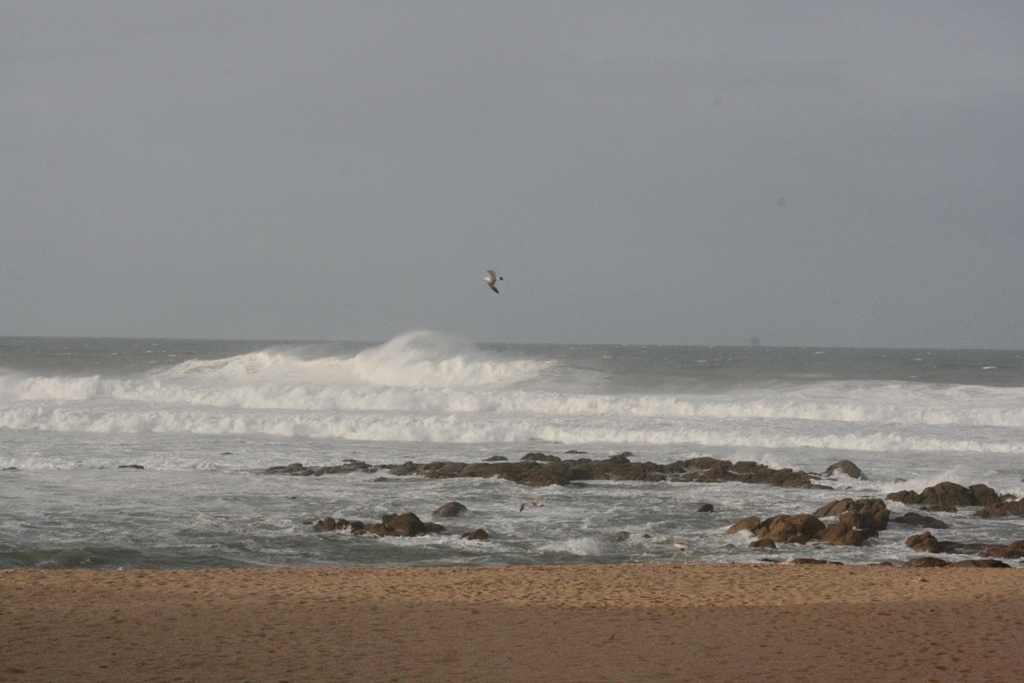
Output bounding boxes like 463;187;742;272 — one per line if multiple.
3;563;1023;682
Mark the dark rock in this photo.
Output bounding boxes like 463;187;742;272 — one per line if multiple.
612;531;630;543
813;498;889;532
922;504;958;513
905;531;942;553
433;502;468;518
753;514;826;544
373;512;442;537
697;503;715;513
265;452;832;490
950;559;1011;568
749;538;777;549
887;481;1003;508
521;452;560;462
461;528;489;541
980;541;1024;559
791;558;843;565
483;455;508;462
263;462;314;476
313;517;337;532
974;499;1024;518
816;522;867;546
118;464;145;470
892;512;948;529
564;450;588;454
824;460;865;480
725;516;761;535
904;556;948;568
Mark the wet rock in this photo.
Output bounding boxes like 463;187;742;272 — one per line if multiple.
887;481;1003;508
824;460;865;480
901;531;1019;558
370;512;444;537
461;528;489;541
265;452;832;489
612;531;630;543
980;541;1024;559
974;499;1024;519
521;452;560;462
891;512;948;529
753;514;826;544
905;531;944;554
791;558;843;565
118;464;145;470
263;462;311;475
433;502;468;518
313;517;353;532
921;504;958;513
313;517;337;532
813;498;889;532
725;516;761;535
483;455;508;462
950;559;1012;568
904;556;948;568
817;522;868;546
697;503;714;513
749;538;777;549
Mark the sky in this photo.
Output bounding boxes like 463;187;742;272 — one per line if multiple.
1;1;1023;348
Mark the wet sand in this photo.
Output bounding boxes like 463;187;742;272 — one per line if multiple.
2;564;1023;682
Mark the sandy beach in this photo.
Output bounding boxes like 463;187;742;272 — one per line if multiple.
2;564;1023;682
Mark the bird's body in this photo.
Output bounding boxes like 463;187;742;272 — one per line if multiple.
485;270;503;293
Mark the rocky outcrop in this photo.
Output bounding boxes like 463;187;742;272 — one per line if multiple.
433;502;468;518
891;512;948;529
980;541;1024;559
752;514;826;544
370;512;444;537
950;559;1012;568
814;498;889;532
974;500;1024;519
264;460;379;476
905;531;1024;560
817;523;868;546
824;460;865;480
904;556;948;568
886;481;1003;508
461;528;490;541
313;512;443;537
725;516;761;535
265;452;832;489
697;504;714;513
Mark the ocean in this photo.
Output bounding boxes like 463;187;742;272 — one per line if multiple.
2;331;1023;569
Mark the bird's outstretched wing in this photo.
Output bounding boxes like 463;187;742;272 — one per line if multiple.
485;270;500;293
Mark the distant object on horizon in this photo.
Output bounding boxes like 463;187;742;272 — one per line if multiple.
485;270;503;293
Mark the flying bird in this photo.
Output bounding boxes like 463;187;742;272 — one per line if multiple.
485;270;503;293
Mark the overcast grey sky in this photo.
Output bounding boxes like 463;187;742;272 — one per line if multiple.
1;2;1022;348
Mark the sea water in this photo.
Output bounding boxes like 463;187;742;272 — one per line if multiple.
1;332;1023;569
